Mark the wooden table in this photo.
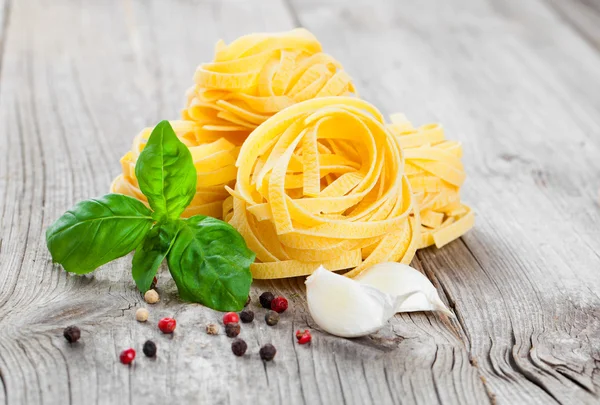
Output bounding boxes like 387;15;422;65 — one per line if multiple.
1;0;599;404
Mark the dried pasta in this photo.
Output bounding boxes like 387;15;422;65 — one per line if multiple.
111;120;238;219
111;29;475;281
387;113;474;249
225;97;419;279
183;29;356;144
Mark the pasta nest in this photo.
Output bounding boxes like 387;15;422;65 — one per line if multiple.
223;97;419;279
182;29;356;145
111;120;238;219
387;113;474;249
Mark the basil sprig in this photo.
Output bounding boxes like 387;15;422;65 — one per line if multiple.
46;120;255;311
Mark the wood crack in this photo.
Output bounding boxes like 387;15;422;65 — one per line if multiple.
51;337;73;405
333;355;348;405
431;346;444;404
507;330;561;404
418;243;496;405
0;365;7;404
291;319;307;405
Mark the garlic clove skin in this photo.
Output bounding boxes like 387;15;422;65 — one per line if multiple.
306;266;397;338
354;262;453;316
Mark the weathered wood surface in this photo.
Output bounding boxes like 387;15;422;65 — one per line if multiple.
0;0;598;404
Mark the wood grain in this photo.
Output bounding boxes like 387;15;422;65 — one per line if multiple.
543;0;600;52
0;0;487;404
287;0;600;403
0;0;599;404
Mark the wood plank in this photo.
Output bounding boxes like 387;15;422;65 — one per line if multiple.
543;0;600;52
0;0;8;403
287;0;600;403
0;0;491;404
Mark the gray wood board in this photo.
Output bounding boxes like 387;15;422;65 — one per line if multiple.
287;0;600;403
0;0;598;404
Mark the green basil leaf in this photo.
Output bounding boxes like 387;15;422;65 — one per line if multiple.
167;216;255;311
135;120;197;222
131;221;181;293
46;194;154;274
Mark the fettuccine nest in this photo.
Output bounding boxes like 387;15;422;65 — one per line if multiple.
224;97;420;279
387;114;474;249
183;28;356;145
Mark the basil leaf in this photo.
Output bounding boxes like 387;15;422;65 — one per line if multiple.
46;194;154;274
167;216;255;311
131;221;181;292
135;120;197;222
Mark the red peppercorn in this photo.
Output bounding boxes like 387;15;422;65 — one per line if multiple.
223;312;240;325
297;330;312;345
119;348;136;364
270;296;288;313
158;317;177;334
295;329;307;340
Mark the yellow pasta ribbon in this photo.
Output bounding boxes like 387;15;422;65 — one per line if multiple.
387;113;474;249
183;29;356;144
111;120;238;219
226;97;419;279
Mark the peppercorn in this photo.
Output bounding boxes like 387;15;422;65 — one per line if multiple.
63;326;81;343
245;296;251;307
240;309;254;323
225;322;241;338
296;330;312;345
259;344;276;361
222;312;240;325
206;323;220;335
143;340;157;357
259;292;275;309
119;348;136;365
231;339;248;356
158;317;176;334
144;289;160;304
136;308;149;322
270;296;288;313
265;310;279;326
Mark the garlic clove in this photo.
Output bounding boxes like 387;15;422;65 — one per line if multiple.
306;266;398;338
354;262;453;316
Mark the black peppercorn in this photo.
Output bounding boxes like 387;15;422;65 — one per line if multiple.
63;326;81;343
245;296;251;307
259;344;276;361
264;310;279;326
259;292;275;309
240;309;254;323
225;322;241;338
231;339;248;356
143;340;157;357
